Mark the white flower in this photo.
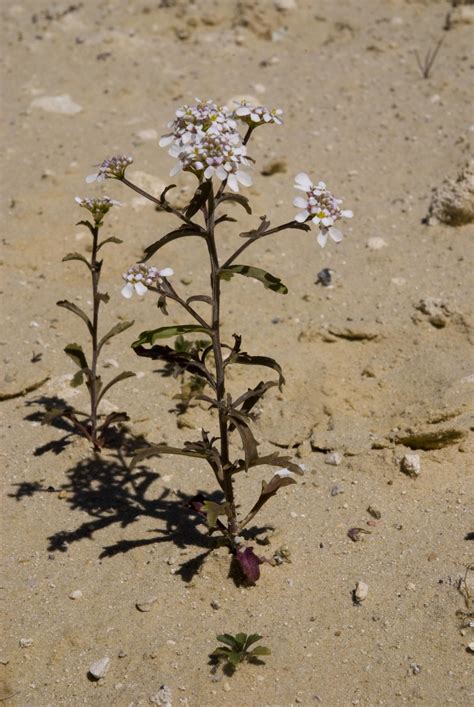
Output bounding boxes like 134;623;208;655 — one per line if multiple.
234;101;283;126
121;264;173;299
160;99;252;191
293;172;353;247
86;155;133;184
75;196;120;223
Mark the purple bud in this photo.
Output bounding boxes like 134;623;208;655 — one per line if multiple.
235;547;263;584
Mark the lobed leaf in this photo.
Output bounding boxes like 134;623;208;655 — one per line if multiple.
57;300;93;335
98;320;134;352
132;324;212;348
219;264;288;295
217;192;252;214
97;236;123;250
226;352;285;390
185;179;212;218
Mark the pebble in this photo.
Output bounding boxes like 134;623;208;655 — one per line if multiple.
19;638;33;648
136;129;158;141
467;642;474;653
367;505;381;519
401;453;421;478
136;595;159;612
354;581;369;603
331;484;344;496
210;599;221;610
325;451;342;466
150;685;172;706
68;589;83;600
274;0;297;10
88;657;110;680
366;237;387;250
30;94;83;114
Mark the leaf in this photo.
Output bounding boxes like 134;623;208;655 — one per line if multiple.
186;294;212;306
97;371;136;404
236;452;304;476
57;300;93;335
235;547;262;584
215;214;237;225
287;222;311;233
227;352;285;390
76;219;96;233
233;381;278;417
260;473;297;499
70;370;84;388
98;292;110;304
64;343;88;370
159;183;177;203
97;236;123;250
132;324;212;348
216;634;239;650
217;192;252;214
249;646;271;657
202;500;229;529
210;647;231;658
244;634;263;650
157;295;168;315
233;634;248;650
130;443;210;469
98;411;129;433
219;264;288;295
98;320;134;352
142;225;204;262
239;216;271;239
185;179;212;218
227;651;242;667
62;252;91;270
229;412;259;471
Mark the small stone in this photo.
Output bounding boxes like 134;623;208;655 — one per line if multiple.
30;94;82;114
427;159;474;225
118;649;127;658
401;453;421;478
69;589;83;600
330;484;344;496
367;505;381;519
467;642;474;653
274;0;297;10
210;599;221;610
19;638;33;648
354;581;369;603
223;682;231;692
88;656;110;680
136;595;158;612
366;237;387;250
136;129;158;141
325;451;342;466
150;685;172;706
409;661;421;675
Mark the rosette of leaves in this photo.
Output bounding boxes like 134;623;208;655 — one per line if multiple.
50;207;135;450
210;633;271;673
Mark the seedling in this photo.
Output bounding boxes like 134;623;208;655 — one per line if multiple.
210;633;271;672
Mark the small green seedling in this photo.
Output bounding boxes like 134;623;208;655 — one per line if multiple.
211;633;271;673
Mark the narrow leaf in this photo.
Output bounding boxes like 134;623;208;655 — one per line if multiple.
130;443;209;469
98;320;134;352
76;219;96;233
244;634;263;650
186;294;212;306
247;453;304;476
217;634;239;649
97;371;136;404
159;183;177;203
62;252;91;270
229;413;259;471
249;646;271;657
219;264;288;295
217;192;252;214
185;179;212;218
70;370;84;388
142;225;204;262
211;647;231;658
132;324;212;348
227;352;285;389
287;222;311;232
239;216;271;239
57;300;93;335
64;343;88;370
234;634;248;650
215;214;237;225
97;236;123;250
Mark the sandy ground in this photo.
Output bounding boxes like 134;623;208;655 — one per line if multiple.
1;0;473;705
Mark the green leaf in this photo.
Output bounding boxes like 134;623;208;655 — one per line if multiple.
219;264;288;295
244;634;263;650
57;300;93;335
216;634;239;650
97;371;136;404
210;647;231;658
185;179;212;218
70;370;84;388
249;646;271;657
229;412;259;471
98;320;134;352
227;352;285;390
97;236;123;250
130;443;210;469
234;633;248;650
217;192;252;214
76;219;96;234
246;453;304;476
202;501;229;529
227;651;241;667
64;343;88;370
132;324;212;348
62;252;91;270
142;225;204;262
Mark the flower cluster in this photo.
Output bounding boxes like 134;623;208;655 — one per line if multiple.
160;99;252;193
86;155;133;184
75;196;120;223
293;172;353;247
121;264;173;299
234;101;283;126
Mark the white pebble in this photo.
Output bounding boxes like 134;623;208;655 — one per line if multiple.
467;642;474;652
88;656;110;680
19;638;33;648
401;453;421;478
150;685;172;706
136;595;158;612
354;581;369;603
274;0;297;10
69;589;83;600
325;451;342;466
30;94;82;114
366;237;387;250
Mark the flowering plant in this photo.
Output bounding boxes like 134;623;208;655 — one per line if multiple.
50;196;135;450
87;99;352;582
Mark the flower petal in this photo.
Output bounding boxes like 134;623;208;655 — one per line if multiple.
236;170;252;186
317;231;328;248
121;283;134;299
329;227;343;243
134;282;148;296
227;174;239;192
295;210;309;223
341;209;353;218
294;172;313;190
293;196;308;209
158;267;174;278
85;173;98;184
